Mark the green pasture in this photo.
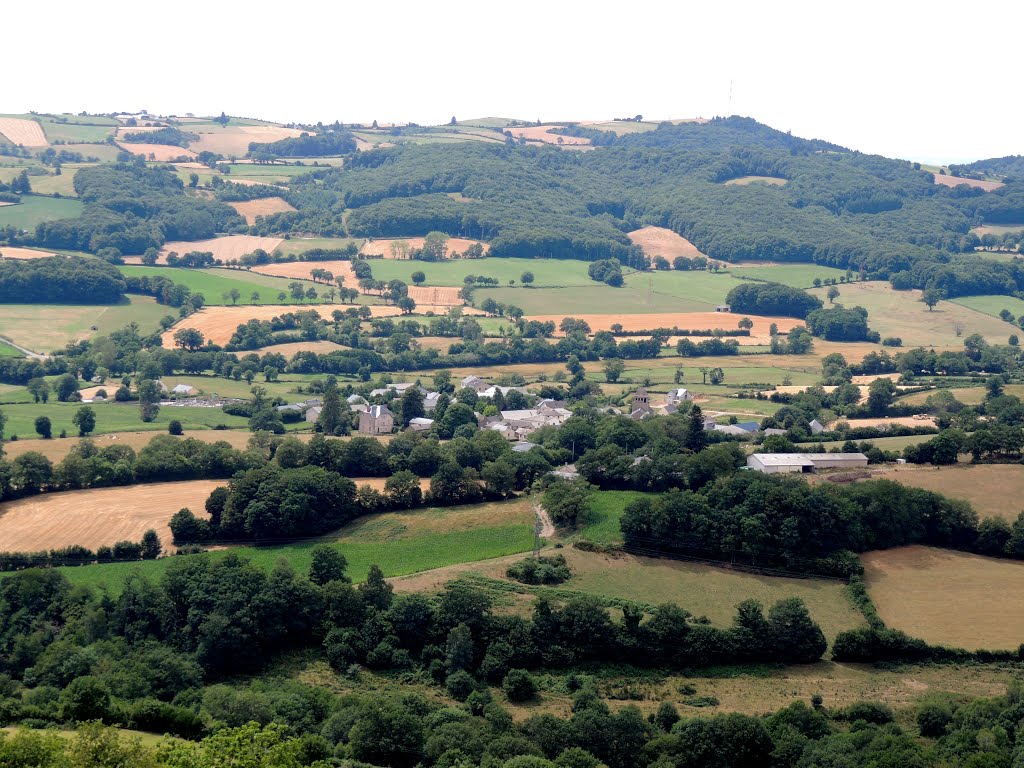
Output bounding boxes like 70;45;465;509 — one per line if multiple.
951;294;1024;320
0;196;83;229
1;401;249;440
0;340;22;358
575;490;652;545
274;237;366;257
56;499;536;595
730;264;849;288
120;266;318;306
0;298;169;354
368;257;595;288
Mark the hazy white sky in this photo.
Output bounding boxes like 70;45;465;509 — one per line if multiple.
8;0;1021;163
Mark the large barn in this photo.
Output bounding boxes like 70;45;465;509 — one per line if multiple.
747;453;868;474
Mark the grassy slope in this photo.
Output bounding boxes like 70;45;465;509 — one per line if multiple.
2;401;249;439
120;266;316;306
0;298;168;354
731;264;849;288
0;196;83;228
56;498;536;595
368;258;596;287
952;294;1024;320
0;340;22;358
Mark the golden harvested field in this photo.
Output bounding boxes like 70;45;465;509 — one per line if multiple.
1;431;265;463
932;174;1004;192
253;259;356;282
158;235;284;263
163;303;481;345
0;117;47;147
0;480;221;552
229;197;296;224
808;281;1016;347
869;464;1024;522
407;285;462;305
627;226;706;259
504;125;590;145
527;311;801;341
837;415;936;429
188;125;308;156
359;237;487;257
0;246;57;259
863;546;1024;650
253;340;350;356
117;143;197;161
723;175;788;186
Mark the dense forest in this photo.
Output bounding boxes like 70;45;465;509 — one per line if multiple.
248;130;357;158
0;255;126;303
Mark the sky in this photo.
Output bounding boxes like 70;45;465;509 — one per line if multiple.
7;0;1021;164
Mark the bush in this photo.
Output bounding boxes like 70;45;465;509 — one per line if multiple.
841;701;895;724
917;702;952;737
502;669;538;702
506;555;571;585
445;670;478;702
168;420;183;435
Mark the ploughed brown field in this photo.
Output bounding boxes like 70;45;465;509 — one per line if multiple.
359;237;487;258
0;117;48;147
932;174;1004;192
526;312;802;343
627;226;706;259
503;125;590;145
188;125;308;156
229;197;296;224
863;545;1024;650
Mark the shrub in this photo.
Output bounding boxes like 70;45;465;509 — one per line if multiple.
168;420;183;435
841;701;894;724
502;669;538;702
445;670;478;702
506;555;571;585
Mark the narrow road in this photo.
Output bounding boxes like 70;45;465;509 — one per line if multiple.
0;335;45;360
533;502;555;539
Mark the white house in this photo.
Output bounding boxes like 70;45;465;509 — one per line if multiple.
666;388;692;404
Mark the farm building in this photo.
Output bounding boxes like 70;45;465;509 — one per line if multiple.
714;305;731;312
407;417;434;433
666;388;692;404
747;453;868;474
359;405;395;435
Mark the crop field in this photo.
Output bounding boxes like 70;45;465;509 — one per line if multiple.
503;125;590;145
626;226;705;259
932;174;1003;192
808;281;1017;347
359;257;595;287
730;263;849;288
0;480;221;552
0;401;249;440
251;259;357;283
162;303;483;345
525;311;801;340
154;235;284;264
863;546;1024;650
229;197;295;224
473;283;713;314
0;246;57;259
0;117;48;146
406;286;462;305
0;196;83;229
120;266;310;305
867;464;1024;521
360;237;487;258
271;237;365;257
252;340;349;356
54;496;536;595
722;175;789;186
971;223;1024;237
799;434;935;453
951;294;1024;320
188;125;307;156
0;297;167;353
117;143;197;162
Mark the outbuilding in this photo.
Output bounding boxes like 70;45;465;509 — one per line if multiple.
747;452;868;474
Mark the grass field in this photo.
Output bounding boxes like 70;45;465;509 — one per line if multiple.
22;170;80;197
951;294;1024;321
119;266;313;305
576;490;650;544
272;237;365;257
808;282;1017;347
0;339;22;357
731;264;849;288
799;434;935;453
0;196;83;229
867;464;1024;521
55;497;536;595
0;297;167;353
475;280;732;315
970;223;1024;237
863;546;1024;650
367;257;595;287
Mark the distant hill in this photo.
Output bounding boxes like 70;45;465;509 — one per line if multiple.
950;155;1024;181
